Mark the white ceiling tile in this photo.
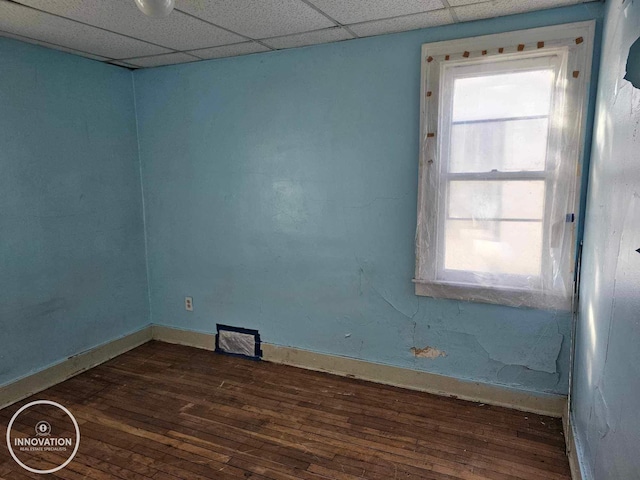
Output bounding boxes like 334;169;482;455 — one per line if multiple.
124;52;200;68
13;0;245;51
176;0;335;39
308;0;444;24
188;42;271;60
453;0;582;23
0;0;603;67
0;1;169;59
349;9;454;37
0;31;108;60
262;27;353;49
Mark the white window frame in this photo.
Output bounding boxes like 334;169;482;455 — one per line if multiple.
414;22;595;310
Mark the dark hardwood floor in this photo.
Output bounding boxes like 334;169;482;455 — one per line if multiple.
0;341;570;479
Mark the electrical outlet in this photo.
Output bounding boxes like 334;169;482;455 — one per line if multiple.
185;296;193;312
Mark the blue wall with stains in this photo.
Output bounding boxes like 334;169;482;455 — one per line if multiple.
0;39;149;386
572;0;640;477
134;4;603;397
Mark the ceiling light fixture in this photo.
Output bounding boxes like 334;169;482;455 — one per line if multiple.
134;0;175;17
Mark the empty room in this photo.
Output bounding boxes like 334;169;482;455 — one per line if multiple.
1;0;638;478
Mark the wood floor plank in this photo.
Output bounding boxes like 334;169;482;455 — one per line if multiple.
0;341;570;479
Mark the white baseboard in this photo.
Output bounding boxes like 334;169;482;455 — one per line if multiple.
0;326;152;410
563;413;585;480
151;325;566;417
151;324;216;350
263;343;566;417
1;324;567;418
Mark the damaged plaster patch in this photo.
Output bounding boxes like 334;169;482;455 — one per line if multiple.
411;346;446;358
624;36;640;88
475;321;564;374
497;364;560;391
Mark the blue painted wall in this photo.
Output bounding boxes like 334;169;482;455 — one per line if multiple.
572;0;640;478
133;4;603;397
0;39;149;386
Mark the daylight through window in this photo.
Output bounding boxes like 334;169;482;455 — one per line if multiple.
414;23;594;309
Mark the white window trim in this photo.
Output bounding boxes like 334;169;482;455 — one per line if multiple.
414;21;596;310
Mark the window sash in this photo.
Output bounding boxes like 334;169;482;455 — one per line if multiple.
435;55;562;292
414;22;595;309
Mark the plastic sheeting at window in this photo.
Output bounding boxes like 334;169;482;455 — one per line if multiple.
414;22;595;310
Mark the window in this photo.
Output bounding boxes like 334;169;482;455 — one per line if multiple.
414;22;595;309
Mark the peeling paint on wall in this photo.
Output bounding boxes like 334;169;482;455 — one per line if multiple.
411;346;446;358
572;0;640;477
475;324;563;375
624;36;640;88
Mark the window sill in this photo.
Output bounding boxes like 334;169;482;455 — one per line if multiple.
413;279;571;311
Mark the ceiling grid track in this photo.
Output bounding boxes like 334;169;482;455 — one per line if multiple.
0;0;599;68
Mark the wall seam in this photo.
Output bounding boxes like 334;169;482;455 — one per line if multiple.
131;71;153;326
567;11;604;426
570;411;593;480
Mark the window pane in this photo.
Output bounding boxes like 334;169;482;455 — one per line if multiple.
443;220;543;277
448;180;545;220
452;70;554;122
450;117;549;172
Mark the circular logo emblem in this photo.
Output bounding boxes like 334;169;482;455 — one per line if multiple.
6;400;80;474
34;421;51;437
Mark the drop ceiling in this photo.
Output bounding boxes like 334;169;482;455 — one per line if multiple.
0;0;599;69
